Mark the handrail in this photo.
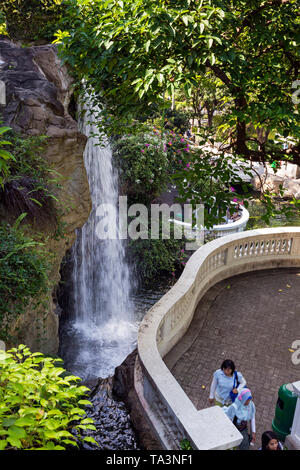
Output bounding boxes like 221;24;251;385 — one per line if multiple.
136;228;300;449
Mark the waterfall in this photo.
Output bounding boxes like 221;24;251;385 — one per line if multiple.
65;101;137;380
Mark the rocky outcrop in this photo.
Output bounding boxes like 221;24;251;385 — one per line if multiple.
113;349;162;450
0;38;91;354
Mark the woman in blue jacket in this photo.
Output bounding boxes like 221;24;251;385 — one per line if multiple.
209;359;246;406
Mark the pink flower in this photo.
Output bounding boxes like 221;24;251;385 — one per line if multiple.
186;163;190;168
145;143;150;147
180;138;185;143
230;187;235;192
233;198;238;202
141;149;145;153
168;141;172;145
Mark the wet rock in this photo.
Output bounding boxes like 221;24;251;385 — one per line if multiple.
78;376;140;450
113;350;162;450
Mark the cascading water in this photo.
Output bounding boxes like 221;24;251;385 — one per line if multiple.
60;101;138;380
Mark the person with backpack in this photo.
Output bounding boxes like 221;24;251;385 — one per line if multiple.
209;359;246;406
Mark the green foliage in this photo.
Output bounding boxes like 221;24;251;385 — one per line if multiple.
163;108;191;134
7;132;50;181
56;0;300;224
0;344;97;450
162;127;193;174
0;126;15;187
0;10;7;35
129;219;188;284
0;0;65;42
1;130;62;225
0;215;53;341
247;198;300;230
179;438;193;450
56;0;299;147
112;129;170;205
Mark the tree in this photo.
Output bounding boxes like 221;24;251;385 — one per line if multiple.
57;0;299;159
55;0;300;224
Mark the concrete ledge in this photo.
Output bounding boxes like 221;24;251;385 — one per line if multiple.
136;228;300;449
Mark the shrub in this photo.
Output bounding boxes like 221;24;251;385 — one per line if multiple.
162;128;193;174
0;215;53;341
112;130;170;205
0;126;15;187
128;219;188;284
0;344;97;450
1;131;61;225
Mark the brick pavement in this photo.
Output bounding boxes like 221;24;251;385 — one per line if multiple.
168;268;300;450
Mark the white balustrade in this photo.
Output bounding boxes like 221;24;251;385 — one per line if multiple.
136;228;300;450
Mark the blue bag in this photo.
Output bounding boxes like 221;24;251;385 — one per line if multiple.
229;371;239;402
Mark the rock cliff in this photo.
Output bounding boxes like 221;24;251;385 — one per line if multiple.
0;38;91;354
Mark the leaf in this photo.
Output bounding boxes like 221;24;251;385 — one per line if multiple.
0;149;14;160
61;439;78;447
14;416;34;427
8;425;26;439
56;430;74;438
13;213;28;230
83;436;99;446
1;417;17;427
0;440;7;450
7;436;22;448
182;15;189;26
0;127;11;135
145;40;151;52
156;73;164;85
77;400;92;406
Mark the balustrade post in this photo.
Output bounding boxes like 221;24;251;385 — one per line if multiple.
291;236;300;257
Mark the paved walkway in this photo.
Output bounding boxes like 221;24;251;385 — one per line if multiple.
166;268;300;450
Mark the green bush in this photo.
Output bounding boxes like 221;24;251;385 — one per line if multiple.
0;345;97;450
1;131;61;225
162;128;193;174
0;0;65;42
112;130;170;205
0;215;53;341
129;219;188;284
0;126;15;187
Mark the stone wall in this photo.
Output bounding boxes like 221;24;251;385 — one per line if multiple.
0;38;91;354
